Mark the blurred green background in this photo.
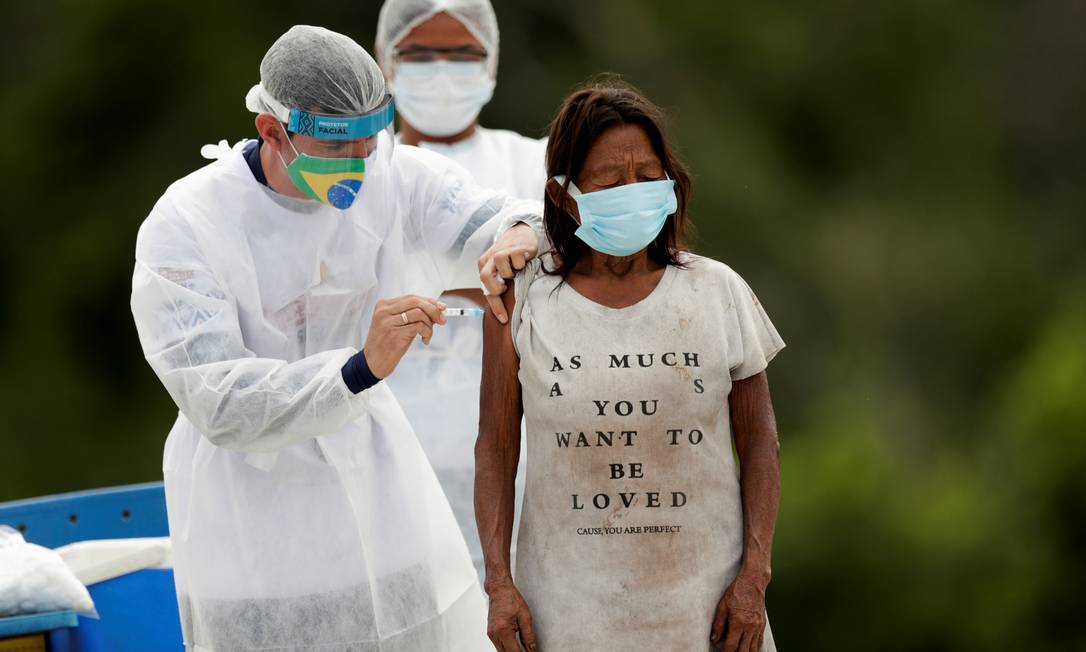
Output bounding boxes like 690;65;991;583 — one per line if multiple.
2;0;1084;649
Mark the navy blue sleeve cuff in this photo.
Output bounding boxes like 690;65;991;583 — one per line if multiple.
341;350;381;395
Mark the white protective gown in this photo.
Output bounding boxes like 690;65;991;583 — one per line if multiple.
385;127;546;577
130;133;540;652
411;127;546;201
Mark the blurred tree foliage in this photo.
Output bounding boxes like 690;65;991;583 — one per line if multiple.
1;0;1083;649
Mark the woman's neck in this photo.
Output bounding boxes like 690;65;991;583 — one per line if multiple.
566;249;667;310
573;249;661;279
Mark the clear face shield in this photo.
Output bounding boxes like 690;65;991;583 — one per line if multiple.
276;95;397;209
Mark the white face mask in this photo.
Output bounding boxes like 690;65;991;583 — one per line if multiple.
391;61;496;138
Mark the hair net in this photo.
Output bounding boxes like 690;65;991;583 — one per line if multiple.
246;25;388;120
375;0;500;78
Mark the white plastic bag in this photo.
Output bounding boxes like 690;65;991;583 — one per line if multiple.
0;525;96;617
57;537;171;586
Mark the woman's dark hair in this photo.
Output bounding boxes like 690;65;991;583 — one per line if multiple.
543;77;693;278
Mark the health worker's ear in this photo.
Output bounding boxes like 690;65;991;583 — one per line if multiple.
255;113;290;149
546;177;581;224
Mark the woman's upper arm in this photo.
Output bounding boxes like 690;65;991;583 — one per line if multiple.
479;288;522;433
729;371;778;459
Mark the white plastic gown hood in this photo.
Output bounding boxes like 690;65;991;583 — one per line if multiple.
131;132;540;651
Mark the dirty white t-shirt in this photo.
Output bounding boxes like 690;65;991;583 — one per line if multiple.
510;253;784;651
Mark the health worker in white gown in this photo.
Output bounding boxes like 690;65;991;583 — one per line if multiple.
375;0;546;579
130;25;541;652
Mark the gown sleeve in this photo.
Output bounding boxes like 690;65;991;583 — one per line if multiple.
395;145;543;293
130;198;372;453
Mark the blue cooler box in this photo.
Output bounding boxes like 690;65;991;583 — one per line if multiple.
0;484;185;651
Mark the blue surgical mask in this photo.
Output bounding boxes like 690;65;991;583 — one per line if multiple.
555;176;678;257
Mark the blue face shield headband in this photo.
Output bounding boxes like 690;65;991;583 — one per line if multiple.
554;175;678;257
287;95;396;140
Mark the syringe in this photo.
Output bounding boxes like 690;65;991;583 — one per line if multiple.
442;307;486;318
